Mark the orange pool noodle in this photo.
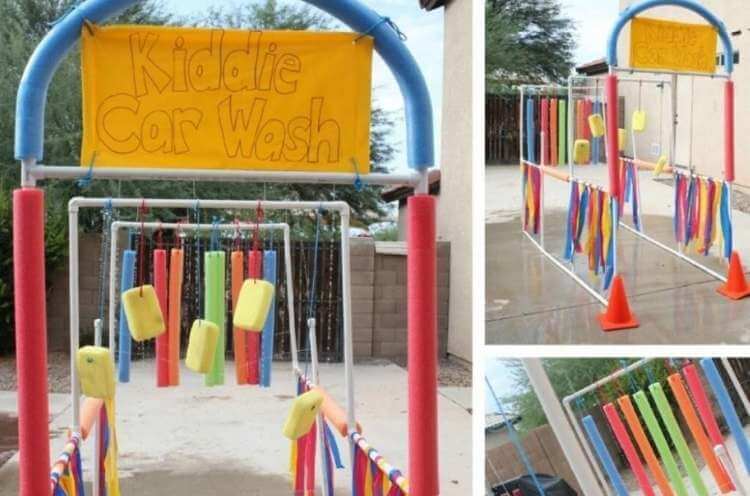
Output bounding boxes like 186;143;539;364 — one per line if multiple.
313;386;362;438
668;373;734;493
80;398;104;440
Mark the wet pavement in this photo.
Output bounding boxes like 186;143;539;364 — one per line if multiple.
486;211;750;344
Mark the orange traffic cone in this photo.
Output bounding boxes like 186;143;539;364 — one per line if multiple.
598;275;639;331
717;251;750;300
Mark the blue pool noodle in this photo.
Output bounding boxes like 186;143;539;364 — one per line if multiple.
700;357;750;473
582;415;628;496
260;251;277;388
117;249;135;383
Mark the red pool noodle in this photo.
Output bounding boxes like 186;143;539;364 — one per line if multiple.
683;363;725;447
231;251;248;385
603;403;655;496
305;418;317;494
13;188;50;496
550;98;558;166
167;248;183;386
540;97;549;165
246;250;262;385
408;194;438;495
606;75;620;198
154;249;169;387
725;80;735;182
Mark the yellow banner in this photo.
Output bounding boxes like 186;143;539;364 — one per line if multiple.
81;25;373;173
629;17;717;74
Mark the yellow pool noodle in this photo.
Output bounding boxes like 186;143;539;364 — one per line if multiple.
121;285;165;342
632;110;646;132
588;114;605;138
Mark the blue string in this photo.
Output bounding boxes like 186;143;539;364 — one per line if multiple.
194;201;203;317
355;16;406;42
307;206;322;321
485;377;546;495
97;198;113;321
210;216;220;251
76;151;96;188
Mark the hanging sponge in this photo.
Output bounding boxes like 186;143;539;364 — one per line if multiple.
121;285;165;341
185;319;219;373
76;346;115;400
233;279;275;332
588;114;605;138
654;155;668;177
573;139;590;164
282;389;324;440
632;110;646;132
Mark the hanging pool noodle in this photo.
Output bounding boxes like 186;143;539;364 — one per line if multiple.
633;390;689;496
700;357;750;473
591;101;601;164
231;251;247;385
205;251;226;386
668;373;734;493
617;395;674;496
550;98;558;165
260;250;277;388
683;363;725;447
650;382;709;496
602;403;654;495
117;249;135;383
154;249;169;388
167;248;183;386
526;97;536;163
581;415;628;496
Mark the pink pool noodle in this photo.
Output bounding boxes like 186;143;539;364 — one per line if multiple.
606;75;620;198
603;402;655;496
246;250;262;385
725;80;735;182
154;249;169;387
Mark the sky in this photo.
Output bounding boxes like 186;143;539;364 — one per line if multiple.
560;0;620;66
485;358;522;415
160;0;444;173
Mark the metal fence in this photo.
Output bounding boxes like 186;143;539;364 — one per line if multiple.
486;93;520;165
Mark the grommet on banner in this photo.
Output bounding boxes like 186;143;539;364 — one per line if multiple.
350;158;363;192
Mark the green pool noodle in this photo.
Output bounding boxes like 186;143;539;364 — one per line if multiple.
558;99;567;164
650;383;708;496
633;390;689;496
205;251;226;386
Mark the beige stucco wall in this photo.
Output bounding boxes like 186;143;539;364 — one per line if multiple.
616;0;750;186
437;0;473;362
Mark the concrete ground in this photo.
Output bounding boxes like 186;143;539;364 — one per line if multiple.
486;165;750;344
0;360;471;495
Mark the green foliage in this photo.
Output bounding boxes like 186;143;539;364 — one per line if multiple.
0;0;397;353
372;223;399;241
500;358;673;433
485;0;576;93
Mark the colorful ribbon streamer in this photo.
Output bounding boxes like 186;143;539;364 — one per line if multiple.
674;173;731;258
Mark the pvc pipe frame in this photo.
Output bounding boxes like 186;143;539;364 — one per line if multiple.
68;197;351;496
16;1;436;493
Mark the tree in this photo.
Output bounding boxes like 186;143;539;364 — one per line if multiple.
485;0;576;93
495;358;673;433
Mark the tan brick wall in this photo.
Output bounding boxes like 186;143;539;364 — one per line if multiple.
46;236;451;359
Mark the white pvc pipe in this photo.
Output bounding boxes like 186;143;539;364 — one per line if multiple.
68;207;81;432
716;444;748;496
721;358;750;417
30;165;420;186
613;66;730;80
93;319;102;496
340;208;356;489
522;358;604;496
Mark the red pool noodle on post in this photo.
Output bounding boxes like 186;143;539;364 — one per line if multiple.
231;251;248;385
725;80;735;182
606;74;620;198
407;194;438;496
683;363;725;447
154;249;169;387
13;188;50;496
246;250;262;385
167;248;183;386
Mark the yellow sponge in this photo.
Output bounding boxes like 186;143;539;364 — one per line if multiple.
588;114;605;138
233;279;275;332
618;128;627;151
185;319;219;373
76;346;115;400
654;155;668;177
573;139;590;164
282;390;324;440
632;110;646;132
121;285;165;342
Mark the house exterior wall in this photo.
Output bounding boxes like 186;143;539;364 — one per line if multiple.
616;0;749;185
437;0;473;362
